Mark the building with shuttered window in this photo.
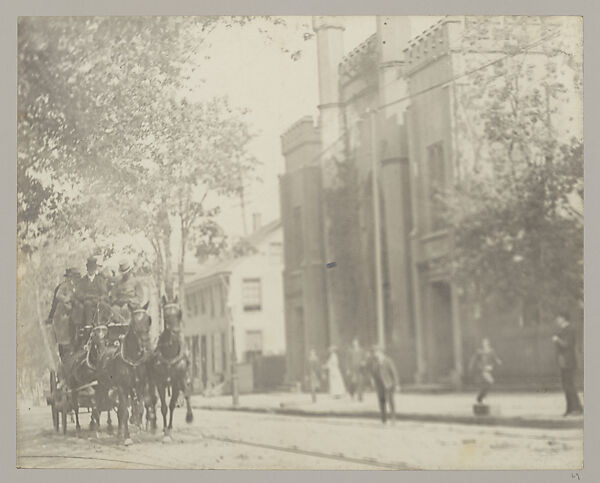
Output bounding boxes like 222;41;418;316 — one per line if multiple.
183;218;285;393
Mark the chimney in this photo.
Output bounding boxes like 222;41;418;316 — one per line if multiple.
252;213;262;233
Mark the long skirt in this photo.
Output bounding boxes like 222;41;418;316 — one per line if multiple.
328;365;345;397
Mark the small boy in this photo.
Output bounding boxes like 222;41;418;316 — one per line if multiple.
468;338;502;404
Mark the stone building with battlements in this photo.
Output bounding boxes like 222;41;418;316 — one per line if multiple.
279;16;582;390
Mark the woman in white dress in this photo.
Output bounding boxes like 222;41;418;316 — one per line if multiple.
325;346;346;398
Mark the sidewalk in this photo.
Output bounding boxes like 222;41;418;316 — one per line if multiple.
190;391;584;430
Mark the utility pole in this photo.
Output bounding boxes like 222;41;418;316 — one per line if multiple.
369;108;386;350
237;162;248;237
230;317;239;407
220;274;238;406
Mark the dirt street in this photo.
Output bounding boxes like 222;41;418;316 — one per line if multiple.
16;403;583;470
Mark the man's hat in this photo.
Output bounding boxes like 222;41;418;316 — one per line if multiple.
118;259;132;274
65;266;81;277
86;256;98;268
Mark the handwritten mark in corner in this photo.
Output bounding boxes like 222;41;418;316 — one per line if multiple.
326;262;337;269
571;472;581;480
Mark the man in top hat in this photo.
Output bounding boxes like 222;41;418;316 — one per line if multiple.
46;266;81;361
110;259;145;324
75;256;109;328
369;345;399;424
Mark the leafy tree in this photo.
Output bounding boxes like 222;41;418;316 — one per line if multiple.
227;238;259;259
447;17;583;323
17;16;311;253
17;16;312;369
106;94;256;299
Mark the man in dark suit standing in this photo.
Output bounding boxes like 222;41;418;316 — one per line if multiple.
553;313;583;416
369;346;399;424
75;256;108;327
46;267;81;361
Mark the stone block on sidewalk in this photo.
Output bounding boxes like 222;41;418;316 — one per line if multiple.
473;403;501;417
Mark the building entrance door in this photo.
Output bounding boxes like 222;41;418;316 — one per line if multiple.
293;306;305;385
427;281;455;380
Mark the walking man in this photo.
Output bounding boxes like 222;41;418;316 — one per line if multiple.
468;337;502;404
369;346;399;424
347;338;366;401
552;313;583;416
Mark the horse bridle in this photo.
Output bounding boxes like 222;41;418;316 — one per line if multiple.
158;303;185;367
120;308;151;367
162;303;181;316
132;307;148;319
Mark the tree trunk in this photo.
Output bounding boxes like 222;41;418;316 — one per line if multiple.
149;233;166;328
163;234;174;299
157;199;174;299
154;264;164;330
178;221;186;322
177;219;188;355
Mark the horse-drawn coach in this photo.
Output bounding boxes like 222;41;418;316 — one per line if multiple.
45;292;193;445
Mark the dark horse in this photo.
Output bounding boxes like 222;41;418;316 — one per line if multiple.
96;301;155;445
56;300;114;435
149;296;193;438
54;331;98;435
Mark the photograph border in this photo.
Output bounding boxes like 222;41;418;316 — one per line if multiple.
3;0;597;482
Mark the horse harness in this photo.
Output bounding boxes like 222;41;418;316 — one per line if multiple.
157;303;186;369
119;308;152;368
82;307;150;369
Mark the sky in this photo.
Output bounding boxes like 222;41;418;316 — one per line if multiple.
183;16;442;240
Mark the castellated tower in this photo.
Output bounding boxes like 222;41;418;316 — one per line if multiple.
376;16;416;373
312;16;345;188
279;117;329;384
312;16;348;347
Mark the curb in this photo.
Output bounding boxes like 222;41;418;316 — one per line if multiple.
191;404;583;430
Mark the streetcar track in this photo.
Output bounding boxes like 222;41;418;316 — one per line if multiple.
19;428;411;470
18;407;579;470
200;434;411;470
17;454;181;469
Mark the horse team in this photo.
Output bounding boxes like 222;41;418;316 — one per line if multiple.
56;296;193;445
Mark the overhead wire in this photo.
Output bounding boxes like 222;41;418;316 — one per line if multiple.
303;29;562;168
